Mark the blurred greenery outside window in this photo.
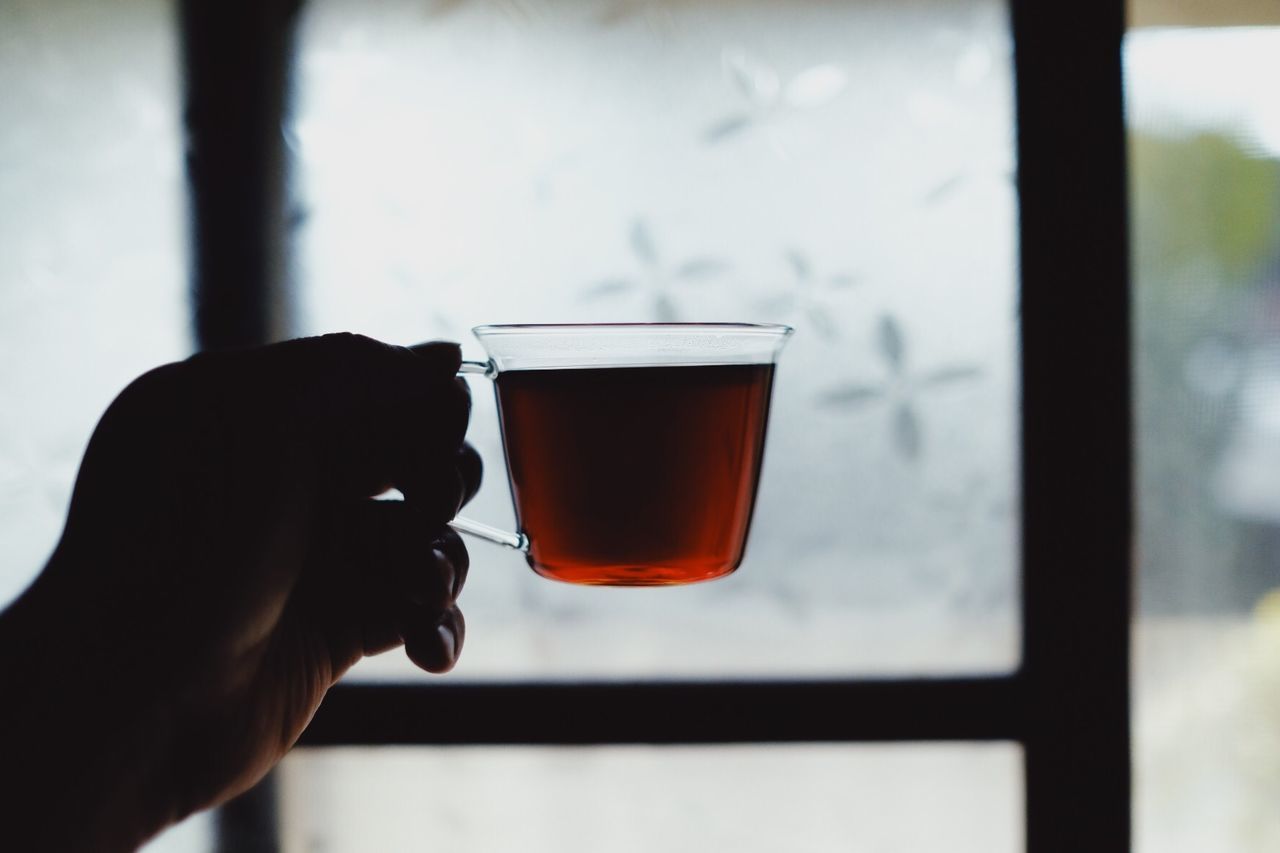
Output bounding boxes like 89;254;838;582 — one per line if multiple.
1126;2;1280;849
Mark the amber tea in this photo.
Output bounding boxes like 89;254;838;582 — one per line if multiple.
494;363;775;585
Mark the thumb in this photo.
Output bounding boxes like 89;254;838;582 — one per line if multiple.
408;341;463;375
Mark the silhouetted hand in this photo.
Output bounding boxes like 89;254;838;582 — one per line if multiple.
0;333;479;851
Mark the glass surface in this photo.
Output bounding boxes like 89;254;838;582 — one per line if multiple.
282;744;1022;852
293;0;1019;678
0;1;190;601
1127;21;1280;853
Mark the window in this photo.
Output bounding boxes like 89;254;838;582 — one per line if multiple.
282;744;1023;851
1127;19;1280;853
285;3;1126;851
3;1;1136;851
293;0;1020;683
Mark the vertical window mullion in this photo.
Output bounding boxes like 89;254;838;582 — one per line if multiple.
180;0;298;353
179;1;300;849
1012;1;1133;851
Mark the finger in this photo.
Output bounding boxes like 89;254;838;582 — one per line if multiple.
408;458;465;525
403;605;465;674
311;500;461;665
404;442;483;525
431;527;470;601
408;340;465;374
238;333;472;499
456;442;483;509
384;373;471;498
329;349;470;499
351;500;458;610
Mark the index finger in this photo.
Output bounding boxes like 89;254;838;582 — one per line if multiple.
193;333;472;499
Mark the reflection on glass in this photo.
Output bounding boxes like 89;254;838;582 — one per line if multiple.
291;0;1018;678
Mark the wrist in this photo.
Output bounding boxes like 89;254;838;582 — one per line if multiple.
0;576;175;851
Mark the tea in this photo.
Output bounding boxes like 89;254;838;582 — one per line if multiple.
494;363;775;585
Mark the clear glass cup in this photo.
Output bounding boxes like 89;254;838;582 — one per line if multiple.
451;323;793;586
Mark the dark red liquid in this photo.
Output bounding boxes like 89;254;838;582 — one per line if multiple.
495;363;776;585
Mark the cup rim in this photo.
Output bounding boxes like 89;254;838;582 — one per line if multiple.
472;322;794;337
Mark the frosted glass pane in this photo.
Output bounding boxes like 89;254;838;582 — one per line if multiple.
140;814;212;853
282;744;1022;853
0;2;189;606
292;0;1018;678
1127;25;1280;853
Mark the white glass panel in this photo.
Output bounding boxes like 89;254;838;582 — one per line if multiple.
283;744;1022;853
1127;24;1280;853
293;0;1018;678
140;815;212;853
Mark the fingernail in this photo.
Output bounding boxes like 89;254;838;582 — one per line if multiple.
430;547;456;604
408;341;462;370
435;621;457;664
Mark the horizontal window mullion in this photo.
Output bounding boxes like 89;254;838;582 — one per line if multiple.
299;676;1023;747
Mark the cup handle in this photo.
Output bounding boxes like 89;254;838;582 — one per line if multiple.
448;360;530;553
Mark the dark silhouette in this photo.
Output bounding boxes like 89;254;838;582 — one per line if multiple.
0;333;480;851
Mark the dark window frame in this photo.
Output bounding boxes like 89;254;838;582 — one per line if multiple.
181;2;1131;851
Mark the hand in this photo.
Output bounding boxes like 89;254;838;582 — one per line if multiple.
0;333;480;851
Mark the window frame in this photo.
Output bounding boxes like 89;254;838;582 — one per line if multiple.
181;2;1132;850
